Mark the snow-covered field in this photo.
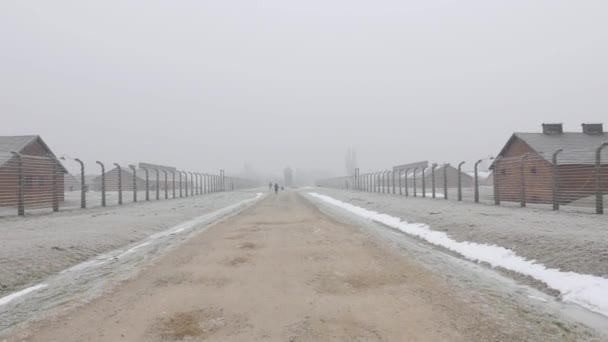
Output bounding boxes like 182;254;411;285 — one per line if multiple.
308;188;608;315
0;190;263;297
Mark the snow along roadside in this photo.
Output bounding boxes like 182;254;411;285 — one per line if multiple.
0;192;264;309
308;192;608;318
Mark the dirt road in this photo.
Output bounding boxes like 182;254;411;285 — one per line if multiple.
5;191;598;341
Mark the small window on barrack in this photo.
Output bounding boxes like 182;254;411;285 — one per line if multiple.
531;167;537;174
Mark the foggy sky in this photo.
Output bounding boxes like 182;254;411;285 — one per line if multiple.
1;1;607;180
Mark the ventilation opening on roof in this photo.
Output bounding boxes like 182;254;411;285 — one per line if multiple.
542;123;563;135
581;123;603;135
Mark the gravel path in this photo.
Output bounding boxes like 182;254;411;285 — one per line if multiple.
0;190;260;296
311;188;608;279
4;191;601;341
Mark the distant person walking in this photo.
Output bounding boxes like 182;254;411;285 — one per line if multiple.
274;183;279;194
269;182;273;191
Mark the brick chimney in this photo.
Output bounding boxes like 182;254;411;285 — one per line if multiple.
542;123;563;135
581;123;603;135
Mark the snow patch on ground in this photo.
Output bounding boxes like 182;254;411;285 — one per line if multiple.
309;192;608;318
0;192;265;309
0;284;48;307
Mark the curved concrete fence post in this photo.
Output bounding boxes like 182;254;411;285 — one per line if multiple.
457;162;465;201
141;167;150;201
431;164;437;199
129;165;137;203
155;169;160;200
422;167;427;198
474;159;483;203
114;163;122;205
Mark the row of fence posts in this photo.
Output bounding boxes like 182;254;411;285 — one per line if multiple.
327;143;608;214
10;152;255;216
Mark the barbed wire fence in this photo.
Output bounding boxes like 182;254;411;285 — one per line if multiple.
315;145;608;215
0;153;259;218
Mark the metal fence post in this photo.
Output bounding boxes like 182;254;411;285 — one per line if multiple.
96;161;106;207
188;172;194;195
12;152;25;216
75;158;86;209
474;159;482;203
129;165;137;202
494;157;502;205
114;163;122;205
458;162;465;201
422;167;427;198
392;171;395;194
596;143;608;214
431;164;437;198
520;154;528;207
552;149;562;210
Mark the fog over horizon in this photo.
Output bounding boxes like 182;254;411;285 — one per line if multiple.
1;1;607;183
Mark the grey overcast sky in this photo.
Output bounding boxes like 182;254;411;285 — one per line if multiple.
1;1;607;179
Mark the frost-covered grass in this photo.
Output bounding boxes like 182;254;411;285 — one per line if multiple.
0;190;262;296
0;192;264;309
310;192;608;318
